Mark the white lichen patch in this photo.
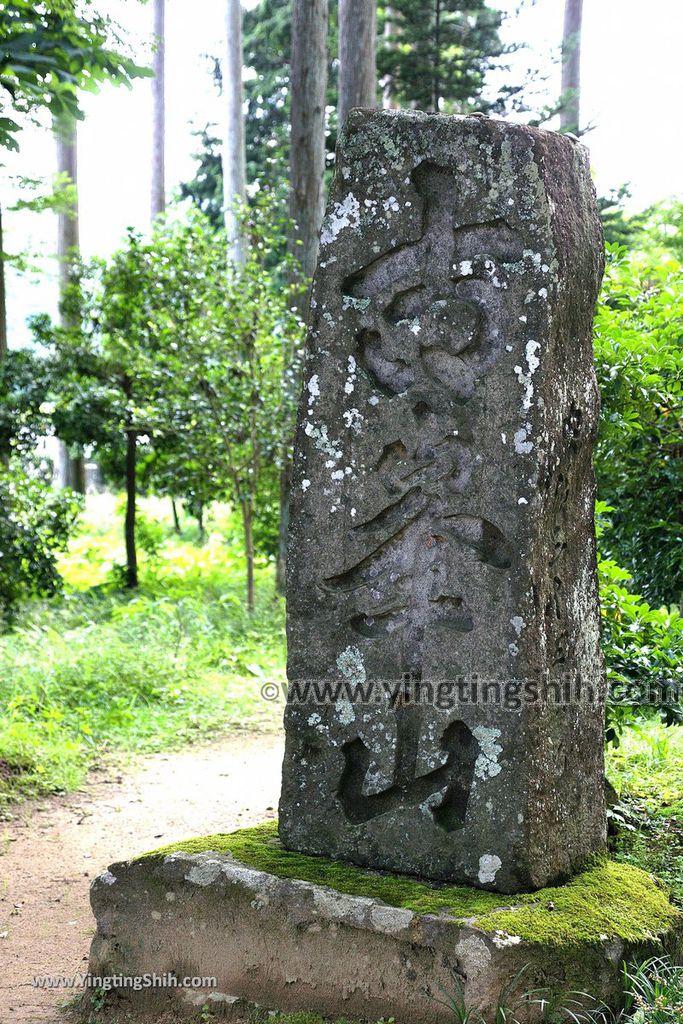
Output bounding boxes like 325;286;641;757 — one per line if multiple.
457;259;473;276
473;726;503;779
301;479;311;492
344;355;357;395
307;375;320;407
510;616;526;637
343;408;363;432
492;931;522;948
514;340;541;415
478;854;502;884
304;420;342;461
336;646;366;686
526;339;540;374
320;193;361;246
336;698;356;726
342;294;371;312
186;860;223;887
369;904;413;934
514;426;533;455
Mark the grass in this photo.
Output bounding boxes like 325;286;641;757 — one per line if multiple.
606;722;683;906
0;494;285;807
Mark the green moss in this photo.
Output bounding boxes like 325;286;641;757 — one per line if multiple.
140;821;680;948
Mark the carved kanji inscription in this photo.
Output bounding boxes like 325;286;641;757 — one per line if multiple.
280;112;607;893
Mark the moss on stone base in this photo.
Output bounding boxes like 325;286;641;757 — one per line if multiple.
140;821;680;948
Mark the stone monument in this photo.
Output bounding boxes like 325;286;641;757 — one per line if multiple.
88;114;682;1023
279;109;607;893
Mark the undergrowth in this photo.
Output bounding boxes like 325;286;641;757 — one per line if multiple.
0;495;284;806
607;722;683;905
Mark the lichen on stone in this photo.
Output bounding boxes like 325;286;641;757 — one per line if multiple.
137;822;681;948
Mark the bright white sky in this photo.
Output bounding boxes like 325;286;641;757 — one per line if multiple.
4;0;683;344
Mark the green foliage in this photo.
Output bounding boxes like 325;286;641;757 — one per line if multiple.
597;506;683;742
141;201;304;604
32;202;303;602
0;495;285;805
183;0;520;212
599;190;683;262
607;724;683;906
582;958;683;1024
638;199;683;262
0;0;150;151
0;454;81;624
0;345;51;456
242;0;331;192
377;0;508;114
178;127;225;230
181;1;339;219
434;965;536;1024
594;248;683;608
598;186;649;251
32;229;164;453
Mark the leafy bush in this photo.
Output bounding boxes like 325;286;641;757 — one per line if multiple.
594;249;683;608
600;575;682;745
0;455;81;625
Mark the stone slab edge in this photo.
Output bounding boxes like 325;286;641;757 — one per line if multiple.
88;851;682;1023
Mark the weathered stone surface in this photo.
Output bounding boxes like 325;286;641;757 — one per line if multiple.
88;844;682;1022
280;110;606;892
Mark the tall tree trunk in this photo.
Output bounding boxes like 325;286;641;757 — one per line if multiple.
0;203;6;465
68;454;86;492
381;7;399;110
56;123;79;312
241;499;255;613
289;0;328;281
338;0;377;127
432;0;441;113
223;0;247;264
196;500;205;543
171;497;181;534
151;0;166;219
0;204;7;361
125;426;138;589
55;119;85;493
277;0;329;596
560;0;583;133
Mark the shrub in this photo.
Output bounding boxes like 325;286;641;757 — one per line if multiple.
0;455;81;625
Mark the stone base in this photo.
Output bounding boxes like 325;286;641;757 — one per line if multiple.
89;826;682;1023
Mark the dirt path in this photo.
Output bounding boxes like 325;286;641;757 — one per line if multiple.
0;732;284;1024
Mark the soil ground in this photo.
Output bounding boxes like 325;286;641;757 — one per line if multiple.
0;733;284;1024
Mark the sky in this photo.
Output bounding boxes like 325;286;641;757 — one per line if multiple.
4;0;683;344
